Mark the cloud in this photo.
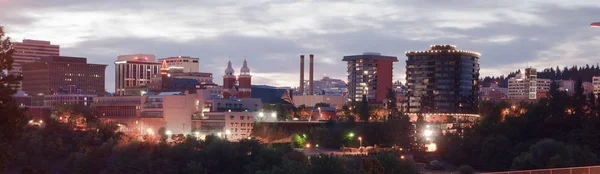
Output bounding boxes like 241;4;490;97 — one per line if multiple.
2;0;600;92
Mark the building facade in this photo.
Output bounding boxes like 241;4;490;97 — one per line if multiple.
300;76;347;96
593;76;600;96
508;68;540;99
192;111;256;142
21;56;106;105
43;94;95;108
405;45;480;117
158;56;200;73
11;39;60;76
114;54;161;96
342;52;398;103
293;95;346;108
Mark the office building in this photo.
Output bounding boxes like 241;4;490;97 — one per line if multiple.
114;54;161;96
405;45;480;121
158;56;200;73
11;39;60;75
342;52;398;103
43;94;95;108
593;76;600;96
21;56;106;105
479;84;508;102
508;68;540;99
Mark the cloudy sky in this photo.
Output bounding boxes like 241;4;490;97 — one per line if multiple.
1;0;599;92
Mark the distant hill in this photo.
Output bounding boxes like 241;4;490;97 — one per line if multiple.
481;64;600;87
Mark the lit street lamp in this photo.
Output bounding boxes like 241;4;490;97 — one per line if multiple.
358;137;363;148
271;112;277;118
348;132;354;138
166;130;172;136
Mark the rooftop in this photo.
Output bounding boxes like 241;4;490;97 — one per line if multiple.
342;52;398;61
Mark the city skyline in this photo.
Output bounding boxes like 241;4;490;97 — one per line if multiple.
2;0;600;93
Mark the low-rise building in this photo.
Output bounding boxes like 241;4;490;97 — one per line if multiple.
212;98;262;112
192;111;257;142
293;95;346;108
43;93;95;108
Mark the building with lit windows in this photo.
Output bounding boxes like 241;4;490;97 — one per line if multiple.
11;39;59;76
342;52;398;103
405;45;480;122
21;56;106;105
508;68;540;99
158;56;200;73
192;111;257;142
43;94;95;108
114;54;161;96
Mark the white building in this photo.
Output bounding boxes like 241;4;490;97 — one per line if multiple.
158;56;200;73
593;76;600;96
193;112;256;142
508;68;544;99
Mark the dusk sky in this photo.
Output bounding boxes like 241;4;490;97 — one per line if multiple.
1;0;599;92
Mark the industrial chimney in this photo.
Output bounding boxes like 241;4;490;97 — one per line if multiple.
309;54;314;95
300;55;304;95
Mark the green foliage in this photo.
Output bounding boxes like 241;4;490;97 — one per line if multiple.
309;154;346;174
376;153;418;174
358;95;370;121
292;134;306;148
511;139;596;170
458;165;474;174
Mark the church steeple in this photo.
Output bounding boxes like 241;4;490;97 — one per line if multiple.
240;59;250;76
225;60;235;76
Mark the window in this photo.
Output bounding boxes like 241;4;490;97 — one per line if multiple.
240;116;244;120
193;60;198;63
230;116;234;120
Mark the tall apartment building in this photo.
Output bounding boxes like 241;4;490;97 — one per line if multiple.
507;68;549;99
405;45;480;116
21;56;106;105
11;39;60;74
593;76;600;96
114;54;161;96
342;52;398;103
158;56;200;72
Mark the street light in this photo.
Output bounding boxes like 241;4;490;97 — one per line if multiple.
348;132;354;138
358;137;363;147
166;130;172;136
271;112;277;118
259;112;264;117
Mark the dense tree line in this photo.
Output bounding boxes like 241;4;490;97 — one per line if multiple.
481;64;600;87
438;82;600;172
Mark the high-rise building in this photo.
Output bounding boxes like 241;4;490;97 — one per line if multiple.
11;39;60;75
405;45;480;116
158;56;200;72
342;52;398;103
114;54;161;96
593;76;600;96
21;56;107;105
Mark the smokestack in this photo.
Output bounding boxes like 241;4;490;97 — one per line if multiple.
309;54;314;95
300;55;304;95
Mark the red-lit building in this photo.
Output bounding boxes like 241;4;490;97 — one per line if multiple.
222;60;252;98
342;52;398;103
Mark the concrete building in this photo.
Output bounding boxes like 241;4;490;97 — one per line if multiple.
343;52;398;103
11;39;59;76
43;94;95;108
594;76;600;96
158;56;200;73
508;68;540;99
212;98;262;112
405;45;480;122
95;96;143;132
293;95;346;108
139;91;210;135
22;56;107;105
114;54;161;96
192;111;257;142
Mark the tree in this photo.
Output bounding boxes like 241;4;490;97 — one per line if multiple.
361;158;384;174
458;165;475;174
385;88;399;121
0;26;27;142
0;27;27;173
358;95;370;122
511;139;596;170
